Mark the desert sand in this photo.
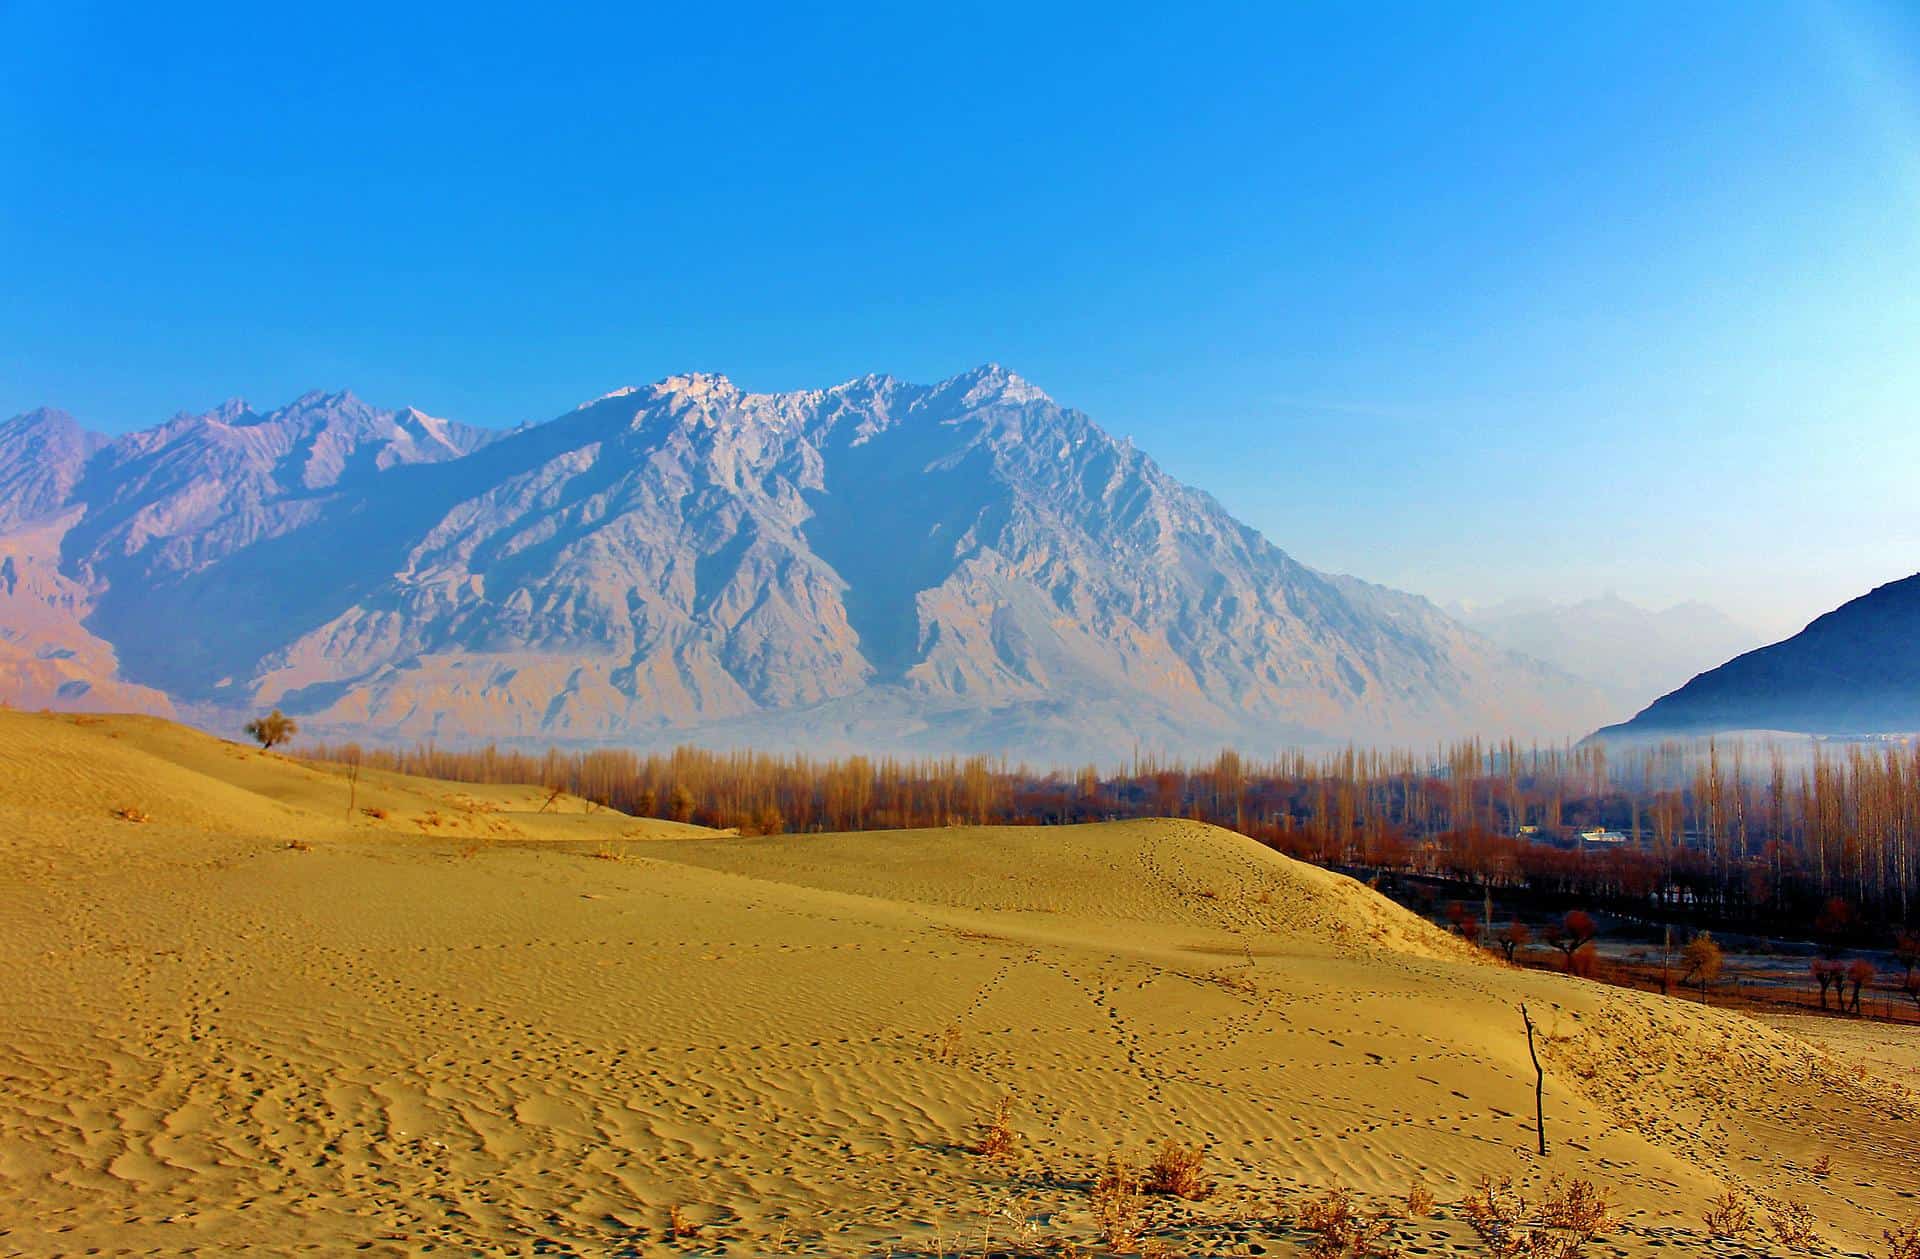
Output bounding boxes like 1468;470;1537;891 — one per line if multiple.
1;710;1914;1256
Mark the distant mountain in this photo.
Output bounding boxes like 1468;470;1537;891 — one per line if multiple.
1456;593;1757;717
0;368;1612;759
1596;574;1920;739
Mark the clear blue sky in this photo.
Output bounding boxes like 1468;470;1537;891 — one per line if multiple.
4;2;1917;640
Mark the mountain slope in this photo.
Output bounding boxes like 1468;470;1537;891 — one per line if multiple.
1458;593;1757;715
0;368;1610;758
1597;573;1920;738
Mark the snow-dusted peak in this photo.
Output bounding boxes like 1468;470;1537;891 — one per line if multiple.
651;372;740;404
942;362;1051;407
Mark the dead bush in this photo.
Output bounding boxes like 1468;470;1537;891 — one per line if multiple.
1298;1185;1356;1235
1540;1178;1616;1239
1091;1153;1147;1250
1702;1186;1752;1237
361;805;389;820
972;1095;1017;1161
1298;1184;1395;1259
931;1021;963;1063
1809;1153;1832;1177
1405;1179;1436;1218
1884;1218;1920;1259
1769;1199;1819;1250
111;805;152;823
283;839;313;853
1143;1138;1210;1200
1462;1176;1606;1259
665;1203;699;1241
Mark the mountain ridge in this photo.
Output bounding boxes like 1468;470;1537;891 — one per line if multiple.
1595;572;1920;740
0;367;1611;759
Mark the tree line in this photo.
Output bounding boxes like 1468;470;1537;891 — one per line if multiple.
307;733;1919;935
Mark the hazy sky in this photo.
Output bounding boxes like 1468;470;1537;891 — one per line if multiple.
4;2;1917;642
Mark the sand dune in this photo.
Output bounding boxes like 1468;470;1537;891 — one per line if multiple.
0;711;1914;1256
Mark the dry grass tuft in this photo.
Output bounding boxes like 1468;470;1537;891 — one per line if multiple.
1768;1198;1819;1251
1405;1180;1436;1218
972;1095;1017;1161
1091;1153;1147;1251
283;839;313;853
590;844;622;861
1885;1218;1920;1259
665;1203;699;1241
1143;1138;1210;1200
1702;1186;1752;1237
932;1021;963;1063
111;805;152;823
361;806;389;820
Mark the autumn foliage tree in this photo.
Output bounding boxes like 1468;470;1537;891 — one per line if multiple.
1545;910;1598;972
1680;931;1723;1004
1496;920;1531;962
1844;958;1874;1015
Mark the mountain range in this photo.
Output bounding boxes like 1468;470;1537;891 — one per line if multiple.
1454;593;1756;715
0;367;1615;761
1597;572;1920;740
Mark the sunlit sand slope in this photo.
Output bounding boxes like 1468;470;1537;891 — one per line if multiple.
0;712;1913;1256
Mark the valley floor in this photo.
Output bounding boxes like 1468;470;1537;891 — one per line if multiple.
0;712;1915;1256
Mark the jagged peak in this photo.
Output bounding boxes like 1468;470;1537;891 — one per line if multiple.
4;405;80;431
650;371;739;403
939;362;1051;406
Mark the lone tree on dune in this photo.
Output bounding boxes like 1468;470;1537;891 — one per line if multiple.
1545;910;1598;972
1680;931;1722;1005
245;709;298;750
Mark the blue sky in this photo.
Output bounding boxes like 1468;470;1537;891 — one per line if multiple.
4;2;1917;640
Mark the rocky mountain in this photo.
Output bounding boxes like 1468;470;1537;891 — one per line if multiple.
1596;573;1920;739
1455;593;1757;717
0;367;1612;759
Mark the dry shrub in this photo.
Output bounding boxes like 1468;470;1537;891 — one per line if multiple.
972;1095;1017;1161
590;844;621;861
111;805;152;823
1809;1153;1833;1177
1143;1138;1210;1200
1405;1180;1436;1218
931;1021;963;1063
1540;1178;1616;1239
457;843;480;859
1702;1186;1752;1237
1885;1218;1920;1259
1091;1154;1146;1250
1298;1184;1395;1259
1298;1185;1356;1235
665;1203;699;1241
1309;1215;1397;1259
1769;1198;1819;1250
1462;1176;1605;1259
361;806;389;820
283;839;313;853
